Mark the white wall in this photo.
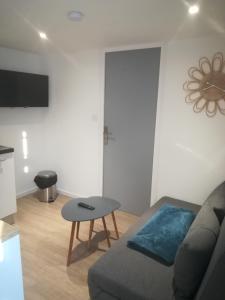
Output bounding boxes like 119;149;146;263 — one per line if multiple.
152;35;225;205
1;36;225;206
0;47;104;198
43;50;104;197
0;47;48;197
44;37;225;206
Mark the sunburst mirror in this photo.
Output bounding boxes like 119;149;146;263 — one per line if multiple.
183;52;225;117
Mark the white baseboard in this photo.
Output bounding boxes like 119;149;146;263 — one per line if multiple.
17;187;83;200
16;187;38;199
57;188;79;199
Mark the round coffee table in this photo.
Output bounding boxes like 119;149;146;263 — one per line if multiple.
61;196;121;266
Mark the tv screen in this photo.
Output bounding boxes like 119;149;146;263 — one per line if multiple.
0;69;49;107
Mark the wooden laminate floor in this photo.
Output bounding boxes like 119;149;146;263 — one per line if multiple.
15;194;138;300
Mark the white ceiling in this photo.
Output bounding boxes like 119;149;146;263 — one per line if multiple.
0;0;224;53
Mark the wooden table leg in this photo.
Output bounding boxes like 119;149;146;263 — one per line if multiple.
67;221;76;266
88;220;94;249
76;221;80;239
102;216;111;248
111;211;119;239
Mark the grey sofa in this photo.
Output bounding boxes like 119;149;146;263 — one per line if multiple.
88;182;225;300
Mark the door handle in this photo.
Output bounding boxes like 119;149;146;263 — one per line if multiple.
104;126;113;145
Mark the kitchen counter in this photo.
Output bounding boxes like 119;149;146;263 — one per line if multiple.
0;146;14;155
0;220;24;299
0;220;18;243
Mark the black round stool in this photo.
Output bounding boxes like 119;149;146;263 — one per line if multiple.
34;170;58;202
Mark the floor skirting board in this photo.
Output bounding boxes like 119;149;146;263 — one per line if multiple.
16;188;38;199
17;187;90;200
57;188;79;199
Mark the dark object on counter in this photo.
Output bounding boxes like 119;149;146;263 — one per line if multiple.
0;146;14;155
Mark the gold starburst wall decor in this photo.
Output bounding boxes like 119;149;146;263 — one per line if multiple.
183;52;225;117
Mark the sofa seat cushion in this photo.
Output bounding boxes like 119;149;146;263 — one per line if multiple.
174;204;220;300
88;197;200;300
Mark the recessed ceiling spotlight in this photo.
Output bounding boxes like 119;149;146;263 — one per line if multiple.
39;31;48;40
188;4;200;15
67;10;84;22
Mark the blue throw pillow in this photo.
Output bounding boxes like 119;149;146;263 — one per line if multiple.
127;204;195;265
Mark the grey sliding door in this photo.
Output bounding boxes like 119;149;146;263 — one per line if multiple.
103;48;161;215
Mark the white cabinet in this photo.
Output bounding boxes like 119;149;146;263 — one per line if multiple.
0;153;17;219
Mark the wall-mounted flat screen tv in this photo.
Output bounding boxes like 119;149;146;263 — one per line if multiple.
0;69;49;107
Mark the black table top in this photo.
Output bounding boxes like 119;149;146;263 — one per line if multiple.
61;196;121;222
0;146;14;155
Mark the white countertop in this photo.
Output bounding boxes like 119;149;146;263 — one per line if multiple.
0;220;18;243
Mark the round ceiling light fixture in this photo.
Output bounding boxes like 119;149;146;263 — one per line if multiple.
188;4;200;15
67;10;84;22
39;31;48;40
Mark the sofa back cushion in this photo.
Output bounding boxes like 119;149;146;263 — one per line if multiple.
195;216;225;300
206;181;225;223
173;204;220;300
